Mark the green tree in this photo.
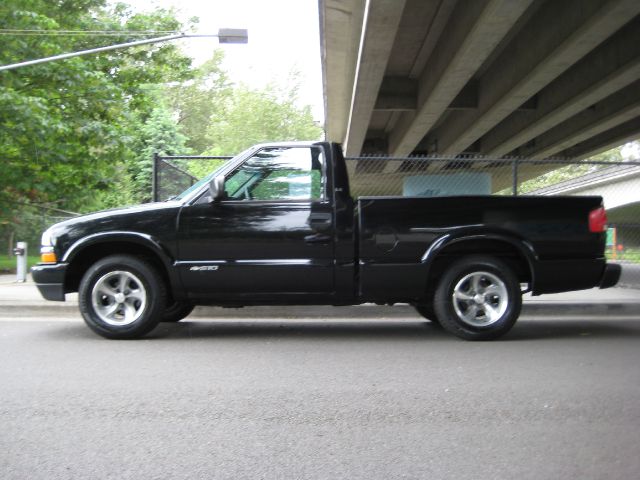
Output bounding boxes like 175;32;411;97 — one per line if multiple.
518;146;625;194
128;101;191;203
167;51;232;154
205;83;323;157
0;0;194;216
0;0;194;256
164;62;323;180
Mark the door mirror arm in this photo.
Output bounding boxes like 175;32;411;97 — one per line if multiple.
208;175;226;202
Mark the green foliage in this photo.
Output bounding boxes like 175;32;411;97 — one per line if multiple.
0;0;194;219
517;146;625;194
606;248;640;264
0;0;196;251
0;255;40;273
167;52;232;154
204;83;323;156
168;59;323;157
165;58;323;183
184;159;229;180
1;1;324;242
129;100;191;203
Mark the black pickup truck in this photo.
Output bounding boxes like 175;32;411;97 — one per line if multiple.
32;141;620;340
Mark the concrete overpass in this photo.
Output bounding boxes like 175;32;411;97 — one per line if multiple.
320;0;640;159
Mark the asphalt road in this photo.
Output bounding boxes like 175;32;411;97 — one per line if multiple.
2;315;640;480
619;262;640;288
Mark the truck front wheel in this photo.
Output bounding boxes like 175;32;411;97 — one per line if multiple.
162;301;195;322
414;304;440;325
433;256;521;341
78;255;167;339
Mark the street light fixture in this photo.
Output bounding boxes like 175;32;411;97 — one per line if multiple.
216;28;249;44
0;28;248;72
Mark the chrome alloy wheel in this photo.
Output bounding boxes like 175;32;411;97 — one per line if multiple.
91;271;147;326
451;271;508;327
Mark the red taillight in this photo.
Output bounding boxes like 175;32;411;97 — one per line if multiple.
589;207;607;233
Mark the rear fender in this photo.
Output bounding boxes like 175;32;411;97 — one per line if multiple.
421;230;538;291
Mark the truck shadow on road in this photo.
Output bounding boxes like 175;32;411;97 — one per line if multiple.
132;317;640;342
505;318;640;341
41;317;640;342
147;320;452;342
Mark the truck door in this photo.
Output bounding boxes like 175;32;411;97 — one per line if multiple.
176;145;335;301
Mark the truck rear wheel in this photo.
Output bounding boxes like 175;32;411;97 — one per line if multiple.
433;256;521;341
78;255;167;339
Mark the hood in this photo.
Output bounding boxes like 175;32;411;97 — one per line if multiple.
43;201;182;249
54;201;182;228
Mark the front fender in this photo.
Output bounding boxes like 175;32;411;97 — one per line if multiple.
62;231;173;266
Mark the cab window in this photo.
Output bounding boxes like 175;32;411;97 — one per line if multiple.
224;147;324;201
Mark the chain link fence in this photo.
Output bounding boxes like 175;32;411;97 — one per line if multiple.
152;154;232;202
1;204;77;271
154;153;640;287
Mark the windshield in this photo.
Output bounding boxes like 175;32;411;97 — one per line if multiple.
173;171;217;201
172;146;257;201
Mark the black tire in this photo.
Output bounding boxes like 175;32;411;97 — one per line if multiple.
78;255;167;339
415;304;440;325
433;256;521;341
162;301;195;322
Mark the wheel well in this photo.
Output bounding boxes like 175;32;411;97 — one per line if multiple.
425;238;533;298
64;242;171;295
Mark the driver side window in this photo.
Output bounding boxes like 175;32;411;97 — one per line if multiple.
224;146;324;201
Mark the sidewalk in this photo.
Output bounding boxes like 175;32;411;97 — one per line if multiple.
1;273;638;319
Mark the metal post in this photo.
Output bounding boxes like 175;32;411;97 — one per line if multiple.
14;242;27;282
512;158;519;196
0;34;185;72
152;153;159;202
0;31;247;73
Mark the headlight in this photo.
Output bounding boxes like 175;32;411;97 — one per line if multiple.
41;228;54;247
40;228;57;264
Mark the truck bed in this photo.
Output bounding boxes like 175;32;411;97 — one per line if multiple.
356;195;606;301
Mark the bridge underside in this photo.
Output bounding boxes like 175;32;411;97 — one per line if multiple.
320;0;640;159
610;202;640;224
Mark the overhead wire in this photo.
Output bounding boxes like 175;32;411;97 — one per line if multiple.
0;29;181;37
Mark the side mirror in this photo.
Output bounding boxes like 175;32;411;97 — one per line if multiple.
208;175;226;202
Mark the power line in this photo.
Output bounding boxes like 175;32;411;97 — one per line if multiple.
0;29;182;37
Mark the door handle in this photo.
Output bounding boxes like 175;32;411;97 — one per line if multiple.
308;212;332;227
304;233;332;245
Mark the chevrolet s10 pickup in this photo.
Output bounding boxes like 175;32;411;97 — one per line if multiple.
32;142;620;340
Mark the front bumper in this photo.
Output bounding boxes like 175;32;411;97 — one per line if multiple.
31;263;68;301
